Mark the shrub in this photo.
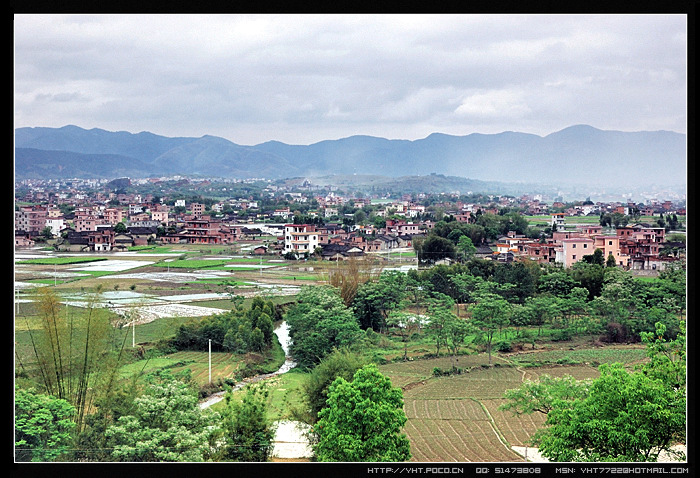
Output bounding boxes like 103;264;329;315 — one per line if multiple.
495;339;512;353
371;352;388;365
552;329;572;342
600;322;630;343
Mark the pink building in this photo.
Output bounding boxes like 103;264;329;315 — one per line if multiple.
75;216;98;232
593;235;627;267
191;203;205;217
151;210;169;224
559;237;595;267
104;207;125;225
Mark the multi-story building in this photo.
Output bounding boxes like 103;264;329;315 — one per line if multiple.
551;213;566;227
15;205;48;234
191;202;205;217
557;237;595;268
151;210;169;225
284;224;321;256
74;215;99;232
592;235;627;267
617;224;668;270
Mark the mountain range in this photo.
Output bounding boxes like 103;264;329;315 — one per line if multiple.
14;125;686;188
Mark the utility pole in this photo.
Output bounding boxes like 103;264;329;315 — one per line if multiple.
208;339;212;384
132;318;136;348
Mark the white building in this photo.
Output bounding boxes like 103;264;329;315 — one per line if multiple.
284;224;321;256
46;217;65;237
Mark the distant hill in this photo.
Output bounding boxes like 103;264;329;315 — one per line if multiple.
14;124;686;188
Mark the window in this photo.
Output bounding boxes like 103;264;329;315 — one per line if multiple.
583;244;588;248
573;255;577;260
609;240;613;245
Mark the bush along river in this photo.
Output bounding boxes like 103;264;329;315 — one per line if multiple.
199;321;297;409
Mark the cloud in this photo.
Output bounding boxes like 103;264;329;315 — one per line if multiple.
13;14;687;144
454;90;531;119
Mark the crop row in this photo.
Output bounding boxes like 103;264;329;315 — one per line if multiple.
404;418;523;462
383;360;612;462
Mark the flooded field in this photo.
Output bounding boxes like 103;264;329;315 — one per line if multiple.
14;247;305;321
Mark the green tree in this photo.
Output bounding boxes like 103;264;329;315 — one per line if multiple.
500;375;589;416
582;248;605;266
25;288;126;434
416;235;456;264
113;221;127;234
469;292;511;364
314;364;411;462
445;315;473;370
570;262;605;300
285;286;363;369
387;311;422;361
291;348;369;425
352;271;407;331
216;384;275;462
15;386;76;462
606;252;617;268
538;270;577;298
40;226;54;240
456;235;477;262
639;320;686;392
426;299;452;357
105;370;218;462
353;209;367;226
535;363;685;461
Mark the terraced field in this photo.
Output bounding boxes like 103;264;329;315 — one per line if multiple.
379;349;647;463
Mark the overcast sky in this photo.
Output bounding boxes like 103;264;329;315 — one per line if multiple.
14;14;687;146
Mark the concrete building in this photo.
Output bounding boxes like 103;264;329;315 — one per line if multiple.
284;224;321;256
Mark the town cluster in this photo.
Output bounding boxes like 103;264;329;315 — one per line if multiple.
15;178;685;272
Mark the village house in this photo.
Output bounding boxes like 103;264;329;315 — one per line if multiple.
15;231;34;247
617;224;668;270
273;207;292;220
163;218;238;245
557;237;595;267
74;215;99;232
15;205;48;235
320;243;365;261
61;229;115;252
191;202;205;217
284;224;321;256
551;213;566;227
150;208;170;225
46;217;65;237
252;245;268;255
516;241;557;264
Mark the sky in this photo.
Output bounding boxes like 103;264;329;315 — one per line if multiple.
14;14;688;146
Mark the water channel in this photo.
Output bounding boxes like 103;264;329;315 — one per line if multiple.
198;321;297;409
197;321;312;459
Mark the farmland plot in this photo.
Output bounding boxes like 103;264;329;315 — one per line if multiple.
382;355;508;377
404;398;487;420
383;360;610;462
403;367;524;400
521;364;601;382
404;418;524;462
481;399;546;448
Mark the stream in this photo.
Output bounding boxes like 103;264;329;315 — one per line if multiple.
198;321;297;409
197;321;312;458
